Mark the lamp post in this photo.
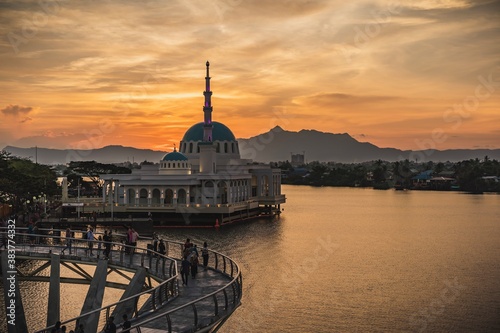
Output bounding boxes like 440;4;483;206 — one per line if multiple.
77;178;81;219
110;179;114;221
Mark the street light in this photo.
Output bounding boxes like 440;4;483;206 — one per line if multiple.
77;178;81;219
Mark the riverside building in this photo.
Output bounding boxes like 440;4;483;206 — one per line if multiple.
100;62;285;225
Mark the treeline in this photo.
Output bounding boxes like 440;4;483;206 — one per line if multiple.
0;152;132;214
274;157;500;193
0;150;59;213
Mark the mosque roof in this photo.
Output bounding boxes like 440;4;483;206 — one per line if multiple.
181;121;236;142
161;151;188;161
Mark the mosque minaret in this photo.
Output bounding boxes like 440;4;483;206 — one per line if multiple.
100;62;285;225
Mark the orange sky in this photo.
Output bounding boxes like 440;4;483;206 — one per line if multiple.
1;0;499;152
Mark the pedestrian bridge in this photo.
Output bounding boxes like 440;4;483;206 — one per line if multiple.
0;228;242;333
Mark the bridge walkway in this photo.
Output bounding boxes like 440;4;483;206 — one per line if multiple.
0;229;242;333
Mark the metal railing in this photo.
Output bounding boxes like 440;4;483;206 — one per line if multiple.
118;243;242;333
1;227;242;333
1;229;178;332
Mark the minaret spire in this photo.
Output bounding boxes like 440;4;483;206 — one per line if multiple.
203;61;213;142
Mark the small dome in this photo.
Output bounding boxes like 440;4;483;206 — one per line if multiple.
162;151;188;161
182;121;236;142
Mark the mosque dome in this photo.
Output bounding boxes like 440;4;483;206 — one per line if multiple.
181;121;236;142
161;151;188;161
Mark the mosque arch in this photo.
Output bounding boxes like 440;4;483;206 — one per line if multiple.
127;189;135;205
152;188;161;205
178;188;187;204
139;188;148;205
218;181;227;204
251;175;258;197
164;189;174;205
262;175;270;196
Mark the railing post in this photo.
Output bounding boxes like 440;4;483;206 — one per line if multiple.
192;303;198;328
213;294;219;316
166;314;172;333
223;289;228;310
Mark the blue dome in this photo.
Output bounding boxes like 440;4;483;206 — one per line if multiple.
181;121;236;142
162;151;188;161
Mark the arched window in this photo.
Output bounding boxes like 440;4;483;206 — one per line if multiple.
224;142;228;153
189;142;193;153
232;142;235;153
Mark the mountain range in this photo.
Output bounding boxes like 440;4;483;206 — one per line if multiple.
3;126;500;165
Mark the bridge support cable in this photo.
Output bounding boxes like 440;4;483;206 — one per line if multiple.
111;267;146;321
76;258;108;333
46;254;61;327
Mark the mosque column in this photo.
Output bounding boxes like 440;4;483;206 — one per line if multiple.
135;187;139;207
102;181;106;203
186;189;190;205
257;175;262;197
213;183;218;205
114;181;119;204
160;189;164;207
227;184;232;204
200;182;206;205
268;172;274;197
147;188;152;207
108;181;113;206
173;189;178;206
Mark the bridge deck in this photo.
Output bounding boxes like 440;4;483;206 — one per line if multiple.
1;231;241;333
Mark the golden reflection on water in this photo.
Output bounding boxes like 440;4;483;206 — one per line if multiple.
1;186;499;332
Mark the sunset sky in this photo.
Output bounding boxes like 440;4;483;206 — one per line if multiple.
0;0;499;152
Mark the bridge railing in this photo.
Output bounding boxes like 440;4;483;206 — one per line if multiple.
2;228;242;333
1;229;179;333
2;227;176;279
121;242;243;333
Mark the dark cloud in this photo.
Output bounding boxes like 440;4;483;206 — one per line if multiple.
1;104;34;116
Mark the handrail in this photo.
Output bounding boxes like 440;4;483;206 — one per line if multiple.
2;228;242;333
1;231;178;333
122;253;242;333
115;241;242;332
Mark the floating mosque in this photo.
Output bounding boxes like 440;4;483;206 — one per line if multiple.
100;62;286;225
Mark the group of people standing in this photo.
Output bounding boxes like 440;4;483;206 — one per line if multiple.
60;226;115;258
180;238;209;286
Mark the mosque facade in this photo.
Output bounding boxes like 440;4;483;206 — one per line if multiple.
100;62;285;225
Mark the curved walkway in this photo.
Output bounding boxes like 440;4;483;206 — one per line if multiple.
0;229;242;333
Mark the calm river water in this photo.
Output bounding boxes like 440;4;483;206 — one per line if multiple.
3;185;500;332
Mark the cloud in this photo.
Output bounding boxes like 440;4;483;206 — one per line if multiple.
20;116;32;123
1;104;34;116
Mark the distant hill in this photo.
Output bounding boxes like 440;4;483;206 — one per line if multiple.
3;127;500;164
237;126;500;163
2;145;166;165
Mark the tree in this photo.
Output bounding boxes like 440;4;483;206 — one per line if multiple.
66;161;131;195
0;151;58;210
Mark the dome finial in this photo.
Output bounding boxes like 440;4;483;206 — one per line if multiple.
173;143;177;152
206;60;209;67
